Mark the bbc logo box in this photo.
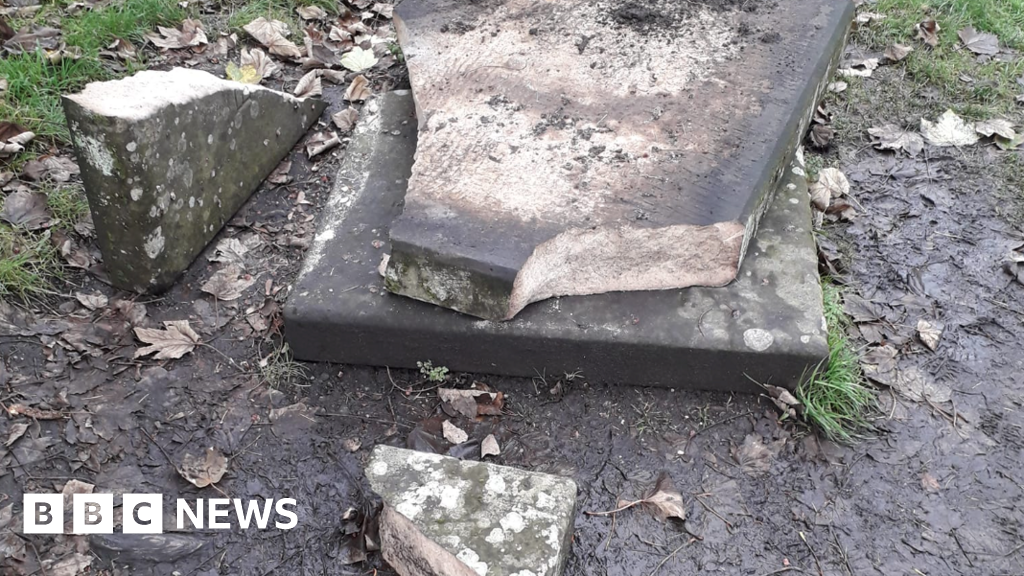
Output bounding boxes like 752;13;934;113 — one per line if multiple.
23;493;163;534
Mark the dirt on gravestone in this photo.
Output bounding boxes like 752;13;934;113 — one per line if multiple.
1;30;1024;576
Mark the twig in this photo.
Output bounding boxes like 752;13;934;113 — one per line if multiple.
320;411;414;429
951;529;974;567
799;531;823;576
830;526;854;576
648;538;696;576
585;499;642;516
694;496;732;529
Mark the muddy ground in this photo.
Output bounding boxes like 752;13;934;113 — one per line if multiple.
2;17;1024;576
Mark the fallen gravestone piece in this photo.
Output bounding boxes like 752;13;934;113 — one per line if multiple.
384;0;852;320
367;445;577;576
64;67;326;293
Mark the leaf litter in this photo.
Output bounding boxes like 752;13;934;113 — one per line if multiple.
586;471;686;522
134;320;201;360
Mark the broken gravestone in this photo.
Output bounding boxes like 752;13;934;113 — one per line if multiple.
384;0;851;320
367;445;577;576
63;67;326;293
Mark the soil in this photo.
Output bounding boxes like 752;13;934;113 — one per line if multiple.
2;22;1024;576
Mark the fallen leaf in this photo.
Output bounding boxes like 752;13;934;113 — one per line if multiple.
294;69;323;98
146;18;207;50
296;5;327;20
4;422;28;447
921;472;941;492
438;387;504;418
958;26;999;55
3;25;60;52
855;11;885;24
441;420;468;444
809;123;833;149
344;74;371;101
268;160;292;184
61;479;95;496
201;264;256;300
102;37;136;60
481;434;500;457
48;552;92;576
975;118;1016;140
732;434;773;476
179;447;228;488
764;384;802;419
828;81;847;93
916;319;943;351
225;62;261;84
306;131;341;158
0;77;7;94
0;121;34;158
642;472;686;522
332;108;359;131
243;17;302;59
916;18;940;47
994;133;1024;151
372;3;394;18
868;124;925;156
809;167;849;211
208;237;250;265
134;320;201;360
920;109;979;147
241;47;278;79
340;46;378;72
21;155;79;182
894;366;951;403
75;291;108;310
342;438;361;452
0;190;51;229
884;43;913;62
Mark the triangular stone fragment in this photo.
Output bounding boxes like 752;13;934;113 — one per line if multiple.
384;0;848;320
63;67;326;293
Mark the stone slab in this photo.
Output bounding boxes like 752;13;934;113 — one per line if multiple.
284;92;829;392
383;0;854;320
367;445;578;576
64;67;327;293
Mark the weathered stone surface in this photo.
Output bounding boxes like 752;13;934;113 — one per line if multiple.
284;91;828;392
367;445;577;576
384;0;852;320
63;67;326;293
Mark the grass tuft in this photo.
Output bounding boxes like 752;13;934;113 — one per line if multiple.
0;226;61;300
796;282;875;443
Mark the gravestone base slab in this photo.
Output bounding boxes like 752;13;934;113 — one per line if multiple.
284;92;828;392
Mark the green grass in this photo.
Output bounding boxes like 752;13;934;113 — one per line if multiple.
796;282;875;443
0;0;187;141
0;226;61;300
225;0;337;34
855;0;1024;118
46;184;89;227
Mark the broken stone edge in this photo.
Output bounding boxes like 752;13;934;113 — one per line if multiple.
383;0;855;321
63;68;327;293
284;91;829;392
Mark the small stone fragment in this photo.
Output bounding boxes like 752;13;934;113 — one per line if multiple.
367;446;577;576
481;434;500;458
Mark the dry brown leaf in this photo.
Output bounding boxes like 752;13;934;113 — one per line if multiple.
975;119;1016;140
201;264;256;300
732;434;773;476
4;422;28;447
48;553;92;576
243;17;302;59
916;319;943;351
855;11;885;25
438;387;504;418
884;43;913;62
372;3;394;18
0;121;34;158
241;47;278;79
344;74;371;101
868;124;925;156
958;26;999;55
827;81;847;93
643;472;686;522
294;69;323;98
3;25;60;52
146;18;207;50
75;291;108;311
134;320;201;360
1;190;50;229
296;5;327;20
340;46;377;72
103;37;136;60
916;18;940;47
441;420;468;444
306;131;341;158
61;479;95;496
179;447;228;488
809;167;849;211
921;472;941;492
21;155;79;182
332;108;359;132
481;434;500;458
921;109;979;147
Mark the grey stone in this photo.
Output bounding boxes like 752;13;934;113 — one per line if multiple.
63;67;327;293
284;91;828;392
367;445;577;576
384;0;854;320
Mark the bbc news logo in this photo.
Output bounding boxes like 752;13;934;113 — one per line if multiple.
23;494;298;534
